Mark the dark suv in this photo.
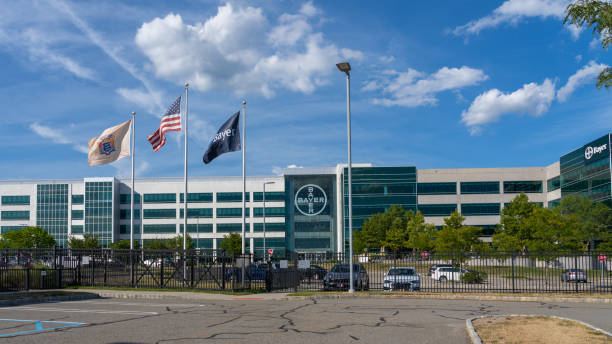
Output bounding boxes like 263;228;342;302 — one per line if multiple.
323;263;369;291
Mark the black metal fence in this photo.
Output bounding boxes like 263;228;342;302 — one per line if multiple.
1;248;610;294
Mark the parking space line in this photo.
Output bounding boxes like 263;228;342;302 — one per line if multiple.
0;319;85;337
0;306;158;316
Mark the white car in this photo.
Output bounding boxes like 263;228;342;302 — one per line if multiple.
383;267;420;291
431;266;468;282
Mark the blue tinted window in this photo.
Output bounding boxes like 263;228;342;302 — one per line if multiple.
460;182;500;194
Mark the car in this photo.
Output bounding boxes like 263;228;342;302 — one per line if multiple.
383;267;420;291
323;263;369;291
561;269;587;283
431;266;468;282
428;264;453;276
226;262;279;281
298;264;327;280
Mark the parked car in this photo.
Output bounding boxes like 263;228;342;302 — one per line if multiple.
226;262;279;281
561;269;587;283
383;267;420;291
142;258;174;267
299;264;327;280
428;264;453;276
431;266;468;282
323;263;369;291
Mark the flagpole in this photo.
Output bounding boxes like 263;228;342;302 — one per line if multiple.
130;112;135;250
241;100;246;256
184;83;189;251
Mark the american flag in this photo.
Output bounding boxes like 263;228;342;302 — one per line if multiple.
147;96;182;152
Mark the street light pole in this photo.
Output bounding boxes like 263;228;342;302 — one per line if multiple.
336;61;354;293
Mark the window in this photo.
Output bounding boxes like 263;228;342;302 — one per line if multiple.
143;224;176;234
461;203;500;216
119;225;141;234
143;209;176;219
71;225;84;234
179;224;213;233
418;204;457;217
253;207;285;217
417;183;457;195
295;222;330;233
295;238;330;249
548;199;561;208
2;195;30;205
216;223;244;232
71;195;84;205
1;211;30;220
71;210;84;220
254;223;286;232
120;193;141;204
547;177;561;192
460;182;500;194
1;226;27;233
180;193;213;203
216;192;249;202
120;209;141;219
143;193;175;203
253;192;285;202
216;208;249;218
503;181;543;193
179;208;213;218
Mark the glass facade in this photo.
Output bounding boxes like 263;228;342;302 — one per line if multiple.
285;174;335;254
71;210;84;220
37;184;68;246
119;209;141;219
180;193;213;203
216;223;244;232
143;224;176;234
180;223;213;233
503;181;543;193
560;134;612;207
1;211;30;220
84;180;114;247
120;193;141;204
253;192;285;202
217;192;250;202
461;203;500;216
143;193;175;203
547;176;561;192
1;195;30;205
72;195;84;205
460;182;500;194
143;209;176;219
179;208;213;218
418;204;457;217
254;223;285;232
417;182;457;195
1;225;27;233
253;207;285;217
254;238;286;257
119;225;140;234
216;208;249;218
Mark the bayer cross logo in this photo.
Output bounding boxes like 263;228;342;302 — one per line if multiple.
585;146;594;160
295;184;327;216
584;143;607;160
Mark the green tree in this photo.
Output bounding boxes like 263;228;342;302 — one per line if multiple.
406;211;437;252
354;205;410;252
434;210;482;254
165;235;195;250
1;226;56;248
492;194;538;252
144;239;169;250
565;1;612;88
109;240;141;250
555;194;612;250
527;206;582;253
220;233;246;255
67;233;101;249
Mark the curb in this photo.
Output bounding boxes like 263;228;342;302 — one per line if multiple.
289;293;612;304
62;289;290;301
0;293;99;307
465;314;612;344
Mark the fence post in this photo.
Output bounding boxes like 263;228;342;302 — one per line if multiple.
574;252;579;293
160;256;164;288
190;253;195;288
222;259;226;290
77;253;81;286
103;251;107;287
511;251;516;293
91;250;95;286
451;248;455;294
130;250;135;287
25;266;30;290
58;248;63;289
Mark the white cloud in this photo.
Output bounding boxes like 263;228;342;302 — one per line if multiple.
461;79;556;129
366;66;488;107
116;88;163;114
112;159;150;178
575;54;582;63
590;37;601;50
29;122;89;154
134;3;360;98
453;0;572;36
557;61;608;102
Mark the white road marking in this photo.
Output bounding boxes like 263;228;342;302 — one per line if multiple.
0;307;158;316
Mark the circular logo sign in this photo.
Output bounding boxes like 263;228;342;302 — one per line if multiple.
294;184;327;216
585;146;594;160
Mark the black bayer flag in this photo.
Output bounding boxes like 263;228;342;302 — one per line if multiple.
203;111;241;164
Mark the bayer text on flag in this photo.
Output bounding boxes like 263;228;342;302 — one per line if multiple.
88;120;131;166
203;111;241;164
147;96;182;152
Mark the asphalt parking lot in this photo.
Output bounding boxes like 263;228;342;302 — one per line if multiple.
0;297;610;343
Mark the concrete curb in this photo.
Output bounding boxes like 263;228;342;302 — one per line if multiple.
0;293;99;307
62;289;290;301
289;293;612;304
465;314;612;344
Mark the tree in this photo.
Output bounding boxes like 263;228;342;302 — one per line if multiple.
109;240;141;250
555;194;612;250
67;233;101;249
1;226;55;248
492;194;538;252
527;206;582;253
565;1;612;88
406;211;437;252
354;205;411;252
144;239;169;250
434;211;482;254
382;212;414;252
220;233;245;255
165;235;195;250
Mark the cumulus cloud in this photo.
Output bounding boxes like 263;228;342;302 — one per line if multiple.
365;66;488;107
557;61;608;102
461;79;556;129
29;122;89;154
134;3;360;98
453;0;574;36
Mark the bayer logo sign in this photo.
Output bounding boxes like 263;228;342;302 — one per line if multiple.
294;184;327;216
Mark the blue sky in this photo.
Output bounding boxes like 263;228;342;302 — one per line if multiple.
0;0;610;180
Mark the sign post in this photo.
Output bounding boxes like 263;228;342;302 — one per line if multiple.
599;255;607;278
268;249;273;261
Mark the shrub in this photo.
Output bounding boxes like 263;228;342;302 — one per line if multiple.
461;270;487;284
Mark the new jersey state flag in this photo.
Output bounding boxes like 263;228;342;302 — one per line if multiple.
88;120;131;166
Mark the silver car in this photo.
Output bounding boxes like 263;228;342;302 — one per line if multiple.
383;267;420;291
561;269;587;282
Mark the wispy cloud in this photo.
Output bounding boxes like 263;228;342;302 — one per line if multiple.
557;61;608;102
29;122;89;154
